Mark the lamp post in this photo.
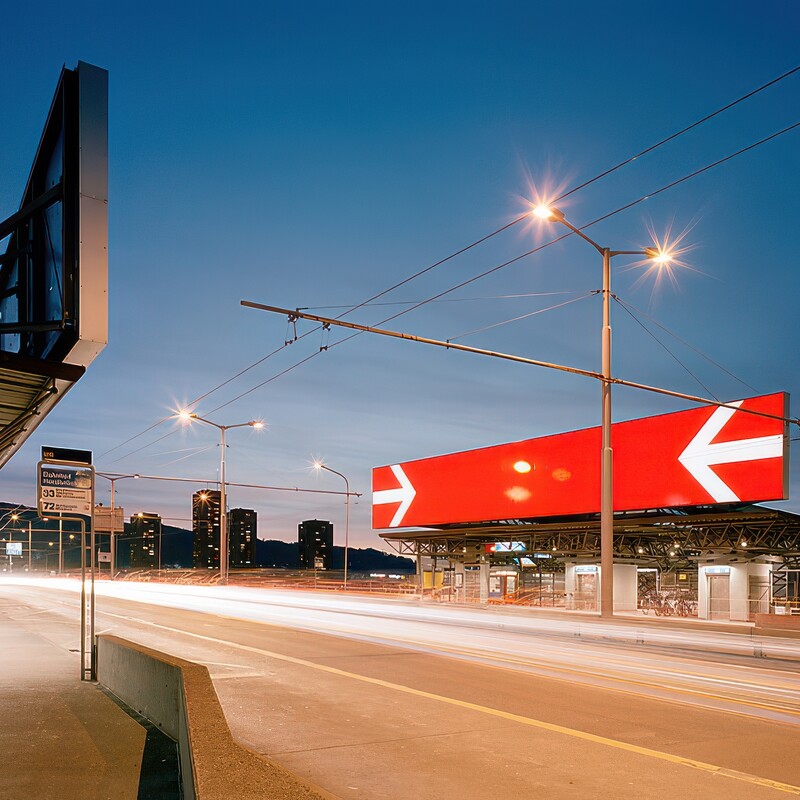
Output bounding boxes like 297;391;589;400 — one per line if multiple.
533;205;672;617
11;514;54;572
46;518;65;573
96;473;140;580
8;513;28;571
179;411;264;584
313;462;352;588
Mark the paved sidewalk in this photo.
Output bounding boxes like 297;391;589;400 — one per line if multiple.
0;593;145;800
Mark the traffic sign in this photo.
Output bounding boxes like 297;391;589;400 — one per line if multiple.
372;393;788;528
38;464;94;516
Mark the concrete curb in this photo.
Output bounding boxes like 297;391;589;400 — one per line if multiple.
96;634;329;800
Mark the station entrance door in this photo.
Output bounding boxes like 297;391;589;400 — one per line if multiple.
708;574;731;620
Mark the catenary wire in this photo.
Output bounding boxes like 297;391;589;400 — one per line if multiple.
299;291;573;310
555;64;800;202
446;291;599;343
614;297;760;394
102;115;800;461
320;116;800;346
117;117;800;450
612;295;719;400
101;70;796;459
195;82;800;418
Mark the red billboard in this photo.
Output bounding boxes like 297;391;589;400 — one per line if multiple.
372;393;789;529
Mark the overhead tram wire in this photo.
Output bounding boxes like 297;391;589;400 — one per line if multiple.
554;64;800;203
102;73;798;460
582;120;800;229
219;116;800;417
114;115;800;463
320;67;800;331
107;351;323;465
298;291;574;311
230;117;800;413
243;301;800;428
99;216;530;461
446;291;599;343
311;115;800;357
613;296;760;395
101;343;290;459
102;89;800;460
612;296;720;400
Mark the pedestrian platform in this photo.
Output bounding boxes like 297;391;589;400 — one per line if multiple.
0;593;146;800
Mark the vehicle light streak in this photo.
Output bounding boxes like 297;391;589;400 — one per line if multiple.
7;577;800;725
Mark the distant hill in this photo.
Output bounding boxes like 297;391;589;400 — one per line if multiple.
164;526;414;571
0;502;414;572
255;539;414;571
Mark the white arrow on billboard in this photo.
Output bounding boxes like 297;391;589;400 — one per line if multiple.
373;464;416;527
678;401;784;503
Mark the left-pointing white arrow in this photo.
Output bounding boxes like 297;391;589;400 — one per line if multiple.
373;464;417;528
678;401;783;503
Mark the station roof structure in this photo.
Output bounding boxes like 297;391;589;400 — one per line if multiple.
0;355;86;468
380;504;800;569
0;62;107;469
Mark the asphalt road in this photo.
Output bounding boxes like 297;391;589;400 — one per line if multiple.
6;578;800;799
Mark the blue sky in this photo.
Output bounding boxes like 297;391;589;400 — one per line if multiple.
1;1;799;548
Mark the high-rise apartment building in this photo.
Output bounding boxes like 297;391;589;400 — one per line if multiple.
125;512;162;569
192;490;221;569
228;507;257;568
298;519;333;570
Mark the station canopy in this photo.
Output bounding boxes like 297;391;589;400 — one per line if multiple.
380;504;800;569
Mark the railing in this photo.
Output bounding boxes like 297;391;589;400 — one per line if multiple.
772;598;800;615
639;591;697;617
113;569;418;595
488;589;565;607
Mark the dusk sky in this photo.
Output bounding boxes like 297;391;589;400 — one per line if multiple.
1;2;798;550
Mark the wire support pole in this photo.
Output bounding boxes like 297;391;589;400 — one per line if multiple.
220;426;228;585
600;247;614;619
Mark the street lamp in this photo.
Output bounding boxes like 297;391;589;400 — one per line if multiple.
10;513;58;572
313;461;352;589
42;516;65;574
179;410;264;584
8;513;23;571
533;204;672;617
96;473;140;580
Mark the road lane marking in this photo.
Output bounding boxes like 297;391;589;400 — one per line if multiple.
95;607;800;796
35;588;800;717
422;641;800;719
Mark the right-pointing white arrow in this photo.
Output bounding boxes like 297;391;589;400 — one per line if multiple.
678;401;784;503
373;464;416;528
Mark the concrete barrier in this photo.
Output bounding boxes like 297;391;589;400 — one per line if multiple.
753;613;800;639
96;634;327;800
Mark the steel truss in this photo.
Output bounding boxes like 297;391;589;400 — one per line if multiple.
380;505;800;571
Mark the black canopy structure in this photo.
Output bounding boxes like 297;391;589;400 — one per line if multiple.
0;62;107;469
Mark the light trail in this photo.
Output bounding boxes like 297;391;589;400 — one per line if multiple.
9;577;800;726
